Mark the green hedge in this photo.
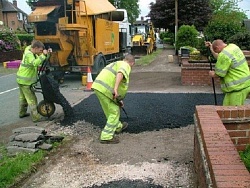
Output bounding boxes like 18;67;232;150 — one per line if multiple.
16;34;34;50
176;25;199;50
227;31;250;50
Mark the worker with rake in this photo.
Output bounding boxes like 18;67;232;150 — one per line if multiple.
92;54;135;144
206;39;250;106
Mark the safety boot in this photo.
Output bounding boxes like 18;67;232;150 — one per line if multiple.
100;136;120;144
19;113;30;118
33;116;48;123
115;122;128;134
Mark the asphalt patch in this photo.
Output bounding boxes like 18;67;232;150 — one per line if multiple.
65;93;223;133
91;179;163;188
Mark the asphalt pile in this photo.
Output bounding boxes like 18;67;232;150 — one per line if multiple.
63;93;223;131
91;179;163;188
40;73;75;123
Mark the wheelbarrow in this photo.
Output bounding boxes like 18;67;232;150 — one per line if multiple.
32;60;73;118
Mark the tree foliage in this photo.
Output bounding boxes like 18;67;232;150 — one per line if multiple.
148;0;212;32
210;0;246;15
228;30;250;50
176;25;199;50
204;0;247;42
108;0;140;23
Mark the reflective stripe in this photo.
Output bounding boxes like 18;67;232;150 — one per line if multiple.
232;58;246;68
102;129;114;134
104;62;129;79
119;67;128;78
109;62;116;68
215;67;227;75
104;67;117;76
123;82;128;87
222;49;246;68
103;122;119;134
107;122;118;129
94;79;113;93
20;62;33;68
221;75;250;88
17;75;37;82
21;50;36;67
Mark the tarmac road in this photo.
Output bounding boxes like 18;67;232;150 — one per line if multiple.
0;73;20;126
0;71;91;144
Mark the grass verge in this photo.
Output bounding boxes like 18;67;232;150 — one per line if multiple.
0;140;64;188
0;145;46;188
239;145;250;172
135;49;163;66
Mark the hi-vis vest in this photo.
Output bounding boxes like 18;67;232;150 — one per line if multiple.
91;60;131;99
16;46;46;85
215;44;250;93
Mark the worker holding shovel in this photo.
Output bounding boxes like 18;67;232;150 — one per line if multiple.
206;39;250;106
91;54;135;144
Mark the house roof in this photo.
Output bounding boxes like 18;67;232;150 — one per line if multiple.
2;0;27;15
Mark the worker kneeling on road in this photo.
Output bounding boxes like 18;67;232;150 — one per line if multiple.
91;54;135;144
206;39;250;106
16;40;51;123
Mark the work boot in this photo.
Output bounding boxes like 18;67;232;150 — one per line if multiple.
100;136;120;144
33;116;48;123
115;122;128;134
19;113;30;118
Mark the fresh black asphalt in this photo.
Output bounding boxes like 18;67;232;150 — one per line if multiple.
63;93;224;131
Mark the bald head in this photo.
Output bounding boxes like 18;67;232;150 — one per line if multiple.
124;54;135;67
212;39;227;53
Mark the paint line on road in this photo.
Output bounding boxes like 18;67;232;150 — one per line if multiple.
0;73;16;78
0;87;18;95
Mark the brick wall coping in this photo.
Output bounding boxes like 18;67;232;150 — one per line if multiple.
195;105;250;187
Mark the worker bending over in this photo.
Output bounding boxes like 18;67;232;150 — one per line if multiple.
206;39;250;106
92;54;135;144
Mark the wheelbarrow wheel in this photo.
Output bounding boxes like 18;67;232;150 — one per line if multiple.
37;100;56;117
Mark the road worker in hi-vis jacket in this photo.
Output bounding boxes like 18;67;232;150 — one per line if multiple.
16;40;51;123
91;54;135;144
206;39;250;106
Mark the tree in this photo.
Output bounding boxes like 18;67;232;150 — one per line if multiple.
204;0;247;41
148;0;213;32
210;0;246;15
176;25;199;50
108;0;140;23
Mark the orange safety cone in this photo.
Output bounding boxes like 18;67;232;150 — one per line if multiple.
84;67;93;91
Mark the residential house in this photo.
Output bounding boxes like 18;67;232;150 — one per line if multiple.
0;0;28;31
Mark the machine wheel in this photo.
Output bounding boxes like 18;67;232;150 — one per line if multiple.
37;100;56;117
92;54;106;80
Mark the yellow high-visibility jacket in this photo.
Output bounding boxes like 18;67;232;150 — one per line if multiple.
17;46;46;85
215;44;250;93
91;60;131;100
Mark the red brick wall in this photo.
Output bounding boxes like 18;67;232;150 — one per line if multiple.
194;105;250;187
181;59;220;86
181;51;250;86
